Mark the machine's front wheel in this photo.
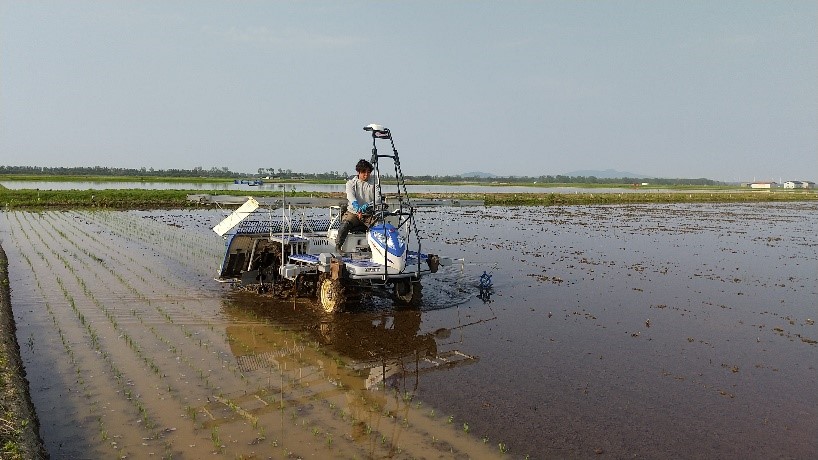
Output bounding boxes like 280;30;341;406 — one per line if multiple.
319;275;347;313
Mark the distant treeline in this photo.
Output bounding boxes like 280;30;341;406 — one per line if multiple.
413;175;722;186
0;165;347;180
0;165;721;185
1;165;243;178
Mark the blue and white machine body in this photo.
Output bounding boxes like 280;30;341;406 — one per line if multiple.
367;223;407;273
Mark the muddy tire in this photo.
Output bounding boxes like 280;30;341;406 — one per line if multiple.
319;275;347;313
394;278;422;306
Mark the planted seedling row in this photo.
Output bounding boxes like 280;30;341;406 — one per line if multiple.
86;210;222;275
10;212;220;457
37;211;255;397
5;212;161;457
23;211;302;455
24;212;234;383
39;211;223;332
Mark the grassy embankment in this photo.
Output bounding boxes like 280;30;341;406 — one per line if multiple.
0;174;234;183
482;189;818;206
0;174;347;186
1;186;816;209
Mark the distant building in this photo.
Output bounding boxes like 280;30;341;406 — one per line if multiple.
783;180;814;189
749;182;776;189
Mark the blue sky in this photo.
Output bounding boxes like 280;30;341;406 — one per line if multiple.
1;1;815;182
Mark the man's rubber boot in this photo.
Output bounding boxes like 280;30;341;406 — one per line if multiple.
335;220;352;253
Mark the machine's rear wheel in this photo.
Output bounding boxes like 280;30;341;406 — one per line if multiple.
319;275;347;313
394;278;422;306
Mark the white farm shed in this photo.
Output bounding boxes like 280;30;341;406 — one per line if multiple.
750;182;776;189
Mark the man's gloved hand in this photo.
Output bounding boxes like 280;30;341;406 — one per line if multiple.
360;203;371;213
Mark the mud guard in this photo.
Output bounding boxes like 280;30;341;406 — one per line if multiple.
331;257;346;280
427;254;440;273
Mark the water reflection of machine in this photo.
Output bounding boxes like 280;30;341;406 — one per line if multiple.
195;292;504;458
223;295;478;392
193;295;499;459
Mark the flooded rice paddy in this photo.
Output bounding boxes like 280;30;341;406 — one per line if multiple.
1;202;816;458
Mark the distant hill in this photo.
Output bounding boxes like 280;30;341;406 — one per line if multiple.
459;171;497;179
562;169;648;179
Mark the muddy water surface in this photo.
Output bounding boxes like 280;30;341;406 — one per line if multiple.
414;203;817;458
1;202;816;458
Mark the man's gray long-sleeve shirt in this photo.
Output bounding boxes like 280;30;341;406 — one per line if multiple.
345;175;376;213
